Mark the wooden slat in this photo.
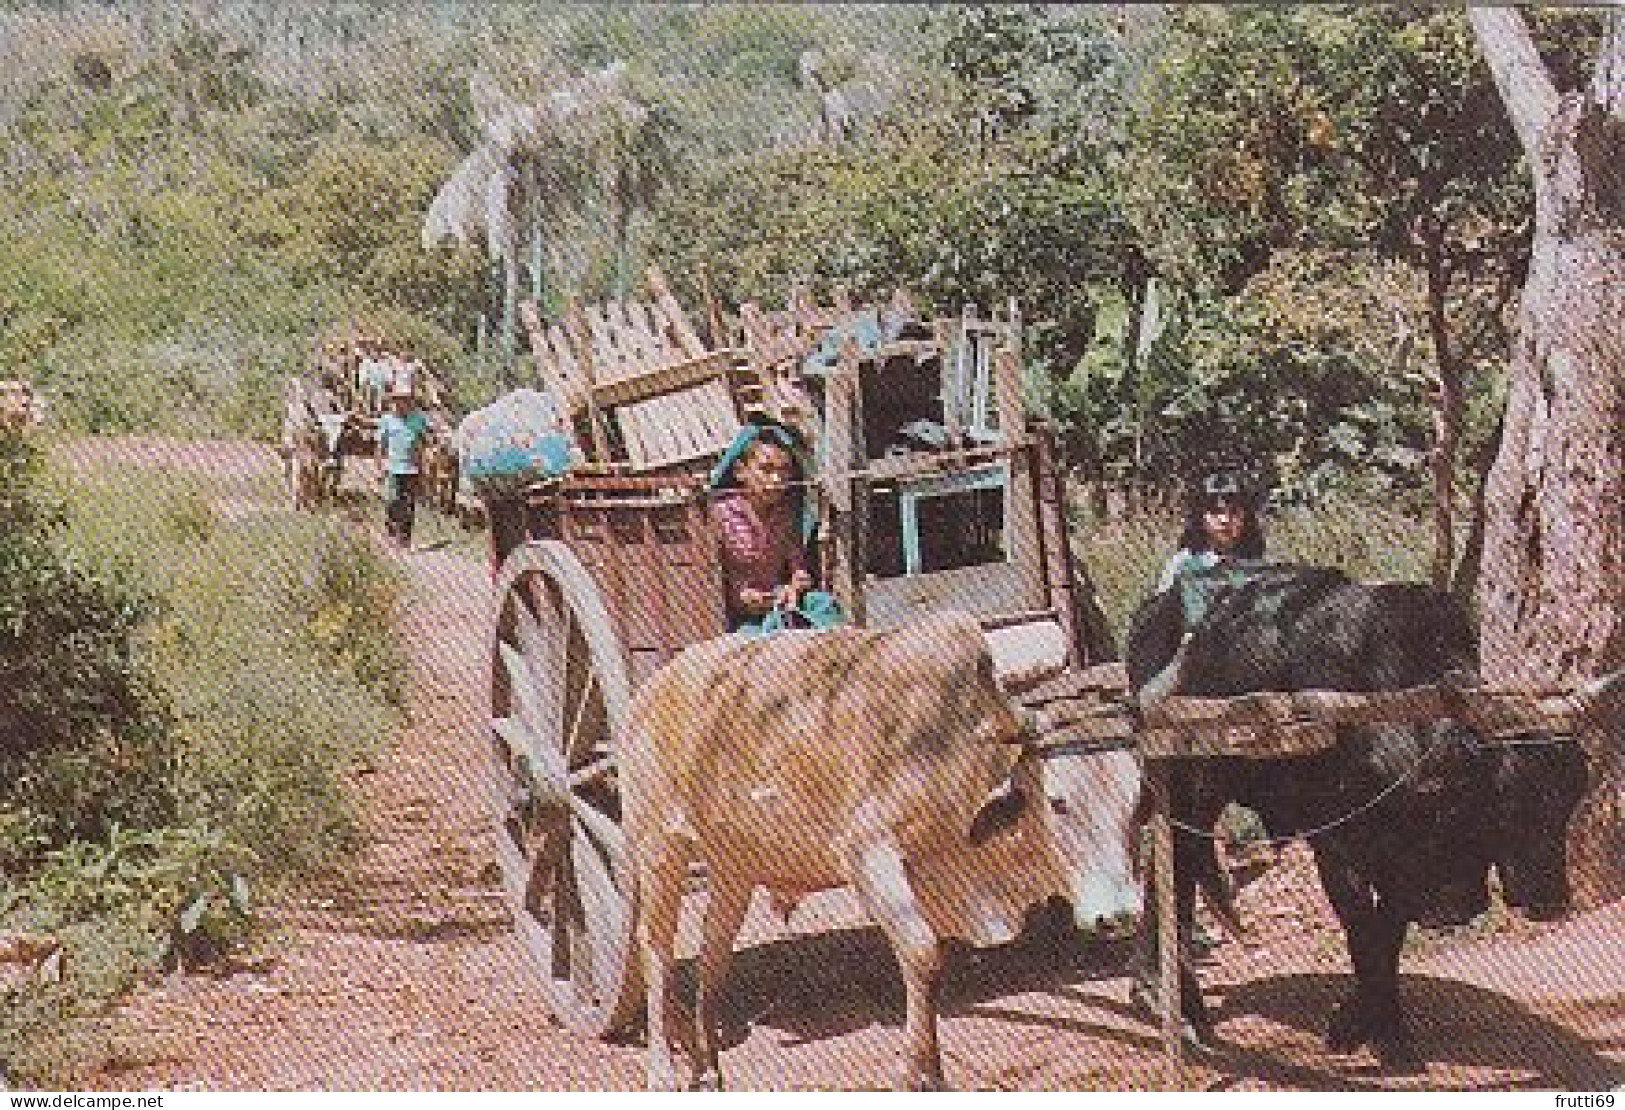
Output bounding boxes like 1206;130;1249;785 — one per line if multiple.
627;298;668;361
668;392;702;460
697;379;739;446
859;338;946;365
867;442;1025;484
616;405;650;470
612;379;740;471
519;301;586;420
639;394;676;465
590;349;739;409
585;305;620;380
601;301;633;376
646;265;707;359
741;301;800;367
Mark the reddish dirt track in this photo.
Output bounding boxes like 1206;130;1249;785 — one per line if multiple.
65;436;1624;1092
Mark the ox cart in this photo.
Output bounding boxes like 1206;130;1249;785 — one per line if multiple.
280;330;459;513
480;269;1621;1086
483;268;1125;1037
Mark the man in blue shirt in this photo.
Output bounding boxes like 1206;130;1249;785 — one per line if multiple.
376;383;430;548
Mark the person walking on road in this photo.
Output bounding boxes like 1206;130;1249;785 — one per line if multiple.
376;383;430;549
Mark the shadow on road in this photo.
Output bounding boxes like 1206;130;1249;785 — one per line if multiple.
699;902;1137;1050
680;908;1622;1092
1209;971;1625;1090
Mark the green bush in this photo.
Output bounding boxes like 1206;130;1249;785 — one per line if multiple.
2;447;405;1086
53;467;407;879
0;428;171;852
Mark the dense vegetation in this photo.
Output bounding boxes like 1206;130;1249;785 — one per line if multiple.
0;427;404;1084
0;2;1610;1080
2;4;1600;513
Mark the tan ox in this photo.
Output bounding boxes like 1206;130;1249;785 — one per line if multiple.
621;611;1138;1091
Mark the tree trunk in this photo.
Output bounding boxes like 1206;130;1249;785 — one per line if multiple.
1421;227;1464;592
1472;7;1625;908
1450;411;1503;609
500;253;518;380
1119;263;1149;488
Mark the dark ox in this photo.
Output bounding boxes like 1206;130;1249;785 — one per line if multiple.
621;612;1141;1090
1125;563;1587;1069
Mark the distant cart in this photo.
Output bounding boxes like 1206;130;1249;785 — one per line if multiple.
280;330;457;513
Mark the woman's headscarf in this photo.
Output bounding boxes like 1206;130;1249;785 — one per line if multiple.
708;419;818;543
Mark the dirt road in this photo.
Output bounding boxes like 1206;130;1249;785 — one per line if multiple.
79;436;1624;1092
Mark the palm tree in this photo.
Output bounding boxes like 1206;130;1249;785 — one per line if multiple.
421;63;678;363
591;92;683;296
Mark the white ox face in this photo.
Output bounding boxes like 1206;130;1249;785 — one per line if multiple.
1037;747;1143;937
316;414;348;458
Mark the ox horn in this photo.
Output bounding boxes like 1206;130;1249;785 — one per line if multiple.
1579;668;1625;720
1136;633;1194;718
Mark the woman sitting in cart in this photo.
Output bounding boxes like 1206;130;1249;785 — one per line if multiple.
709;419;843;634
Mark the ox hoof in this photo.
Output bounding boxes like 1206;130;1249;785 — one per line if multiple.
1327;998;1418;1071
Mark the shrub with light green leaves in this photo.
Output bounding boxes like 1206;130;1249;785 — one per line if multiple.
3;444;405;1086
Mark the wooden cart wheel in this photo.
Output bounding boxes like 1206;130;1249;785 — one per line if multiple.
285;446;319;511
489;539;641;1038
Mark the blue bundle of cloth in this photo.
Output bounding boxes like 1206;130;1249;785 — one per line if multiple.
458;389;579;499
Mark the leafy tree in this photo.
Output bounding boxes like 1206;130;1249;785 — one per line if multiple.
1118;7;1601;574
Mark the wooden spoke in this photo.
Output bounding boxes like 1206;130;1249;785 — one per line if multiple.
487;540;639;1038
570;824;624;1002
568;753;615;790
563;666;600;770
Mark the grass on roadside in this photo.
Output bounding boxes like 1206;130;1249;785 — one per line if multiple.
1;454;407;1087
